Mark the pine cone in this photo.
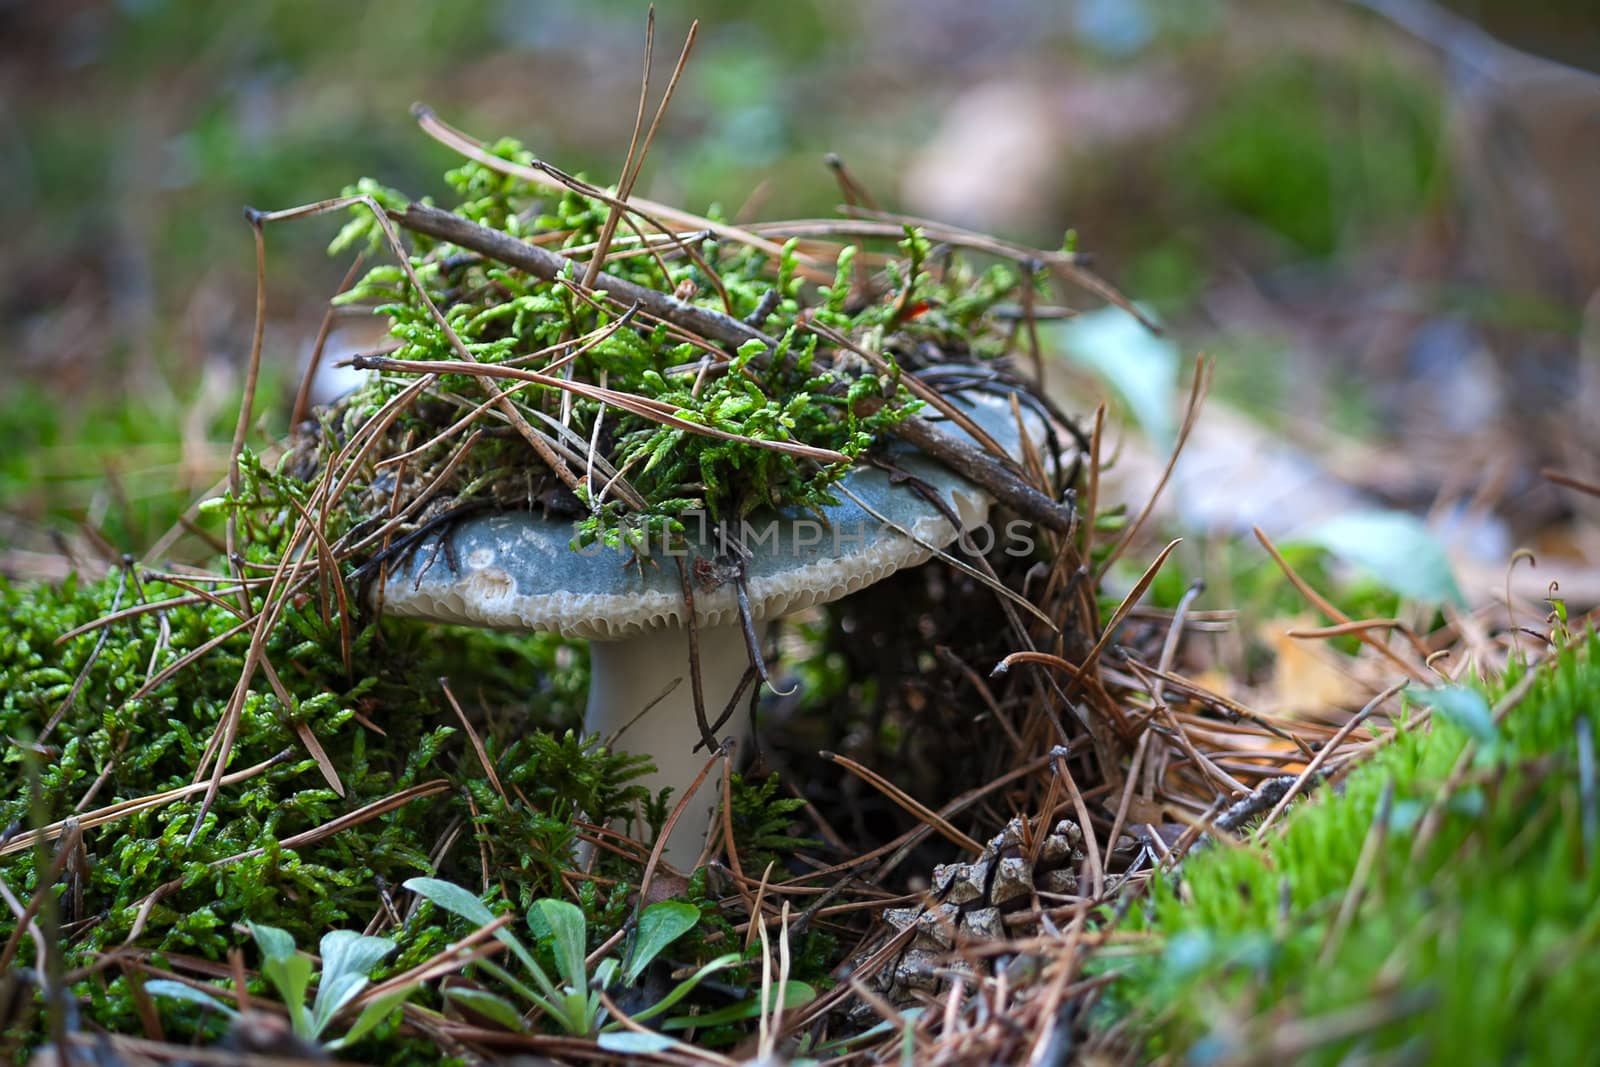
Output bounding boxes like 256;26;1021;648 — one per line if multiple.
849;815;1086;1014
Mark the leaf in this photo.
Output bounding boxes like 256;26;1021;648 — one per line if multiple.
597;1031;680;1054
402;877;497;926
443;986;528;1032
248;923;313;1036
326;986;415;1050
533;898;589;993
1049;306;1178;449
622;901;700;985
809;1008;926;1055
474;958;565;1028
587;959;618;1033
319;930;395;990
403;877;557;1001
658;978;815;1030
529;898;593;1033
1293;510;1465;607
246;922;298;965
592;957;619;991
627;952;742;1025
1416;686;1498;746
311;930;395;1036
143;980;238;1017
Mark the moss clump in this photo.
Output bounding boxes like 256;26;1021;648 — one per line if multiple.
1;567;847;1057
0;571;658;1049
313;140;1030;555
1099;631;1600;1064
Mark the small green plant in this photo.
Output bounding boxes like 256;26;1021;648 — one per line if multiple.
404;877;813;1040
1098;632;1600;1064
727;771;817;871
145;922;416;1051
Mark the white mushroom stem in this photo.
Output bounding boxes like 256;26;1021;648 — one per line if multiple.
585;622;753;872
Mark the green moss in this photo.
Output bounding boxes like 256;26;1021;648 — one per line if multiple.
1;563;848;1057
310;144;1026;554
0;570;662;1047
1100;632;1600;1064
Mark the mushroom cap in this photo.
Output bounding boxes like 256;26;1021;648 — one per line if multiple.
377;390;1050;639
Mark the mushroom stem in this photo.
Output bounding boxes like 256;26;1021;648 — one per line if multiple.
585;623;752;871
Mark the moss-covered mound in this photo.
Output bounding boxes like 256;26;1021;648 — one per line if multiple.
1099;629;1600;1065
311;141;1035;556
0;571;648;1053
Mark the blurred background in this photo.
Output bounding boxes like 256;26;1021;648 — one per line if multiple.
2;0;1598;599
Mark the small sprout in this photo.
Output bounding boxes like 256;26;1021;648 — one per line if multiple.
146;923;417;1052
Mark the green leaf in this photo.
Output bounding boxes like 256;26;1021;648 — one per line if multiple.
622;901;700;985
1050;306;1177;449
597;1031;680;1054
247;922;298;964
1294;509;1465;607
1416;686;1498;746
443;986;528;1032
143;980;238;1017
625;953;743;1026
311;930;395;1036
593;956;619;990
474;958;565;1027
658;977;815;1030
326;986;415;1050
531;898;593;1032
319;930;394;989
248;923;313;1036
403;876;497;924
403;877;557;1001
533;898;589;993
810;1008;926;1055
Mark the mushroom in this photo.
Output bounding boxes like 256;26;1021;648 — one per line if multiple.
376;390;1053;871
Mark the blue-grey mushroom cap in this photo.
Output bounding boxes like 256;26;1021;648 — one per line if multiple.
377;391;1048;639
